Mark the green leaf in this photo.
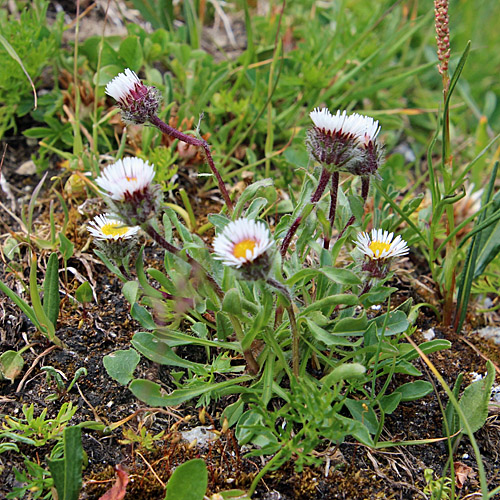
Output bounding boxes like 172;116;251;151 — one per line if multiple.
164;459;207;500
332;314;368;336
301;294;359;315
0;280;41;331
222;288;242;315
75;281;93;304
42;252;60;327
130;303;156;329
393;380;433;401
132;332;206;371
103;349;140;386
119;36;143;71
135;247;164;299
401;339;451;361
29;254;57;342
48;426;83;500
130;376;251;407
373;310;409;336
345;399;379;434
379;392;402;415
474;217;500;278
458;360;495;434
95;64;124;86
216;312;233;341
233;179;274;218
59;233;74;261
321;363;366;386
217;491;251;500
321;267;362;285
221;398;245;428
444;373;464;435
0;350;24;382
306;319;361;347
122;281;140;306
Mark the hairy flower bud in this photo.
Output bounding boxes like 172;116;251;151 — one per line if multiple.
306;108;380;174
105;68;161;124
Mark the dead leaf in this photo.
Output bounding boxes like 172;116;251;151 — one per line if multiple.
454;462;475;489
98;464;129;500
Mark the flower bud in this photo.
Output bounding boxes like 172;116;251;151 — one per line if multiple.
105;68;161;124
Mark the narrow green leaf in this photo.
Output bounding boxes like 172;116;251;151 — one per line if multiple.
301;294;359;315
0;280;41;331
321;267;362;285
458;360;495;434
48;426;83;500
130;376;251;407
29;254;56;341
393;380;433;401
42;253;60;327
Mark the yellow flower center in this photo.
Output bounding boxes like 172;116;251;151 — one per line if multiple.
369;241;391;257
101;222;130;237
126;176;137;182
233;239;257;260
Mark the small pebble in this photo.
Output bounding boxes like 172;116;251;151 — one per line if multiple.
422;328;435;341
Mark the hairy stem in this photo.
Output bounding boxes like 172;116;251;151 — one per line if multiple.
149;115;234;213
337;176;370;240
143;223;223;298
323;171;340;250
229;314;259;375
280;168;331;257
266;278;299;378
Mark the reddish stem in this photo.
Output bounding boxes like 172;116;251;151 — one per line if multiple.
337;176;371;240
280;168;331;257
323;172;340;250
149;115;234;213
144;224;223;297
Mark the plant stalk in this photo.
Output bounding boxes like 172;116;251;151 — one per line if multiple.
149;115;234;213
280;168;331;257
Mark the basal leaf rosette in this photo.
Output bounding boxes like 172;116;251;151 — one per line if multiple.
213;218;275;280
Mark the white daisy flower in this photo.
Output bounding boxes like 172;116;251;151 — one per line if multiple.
105;68;142;105
213;218;274;268
310;108;380;144
87;214;140;241
95;157;155;201
355;229;409;260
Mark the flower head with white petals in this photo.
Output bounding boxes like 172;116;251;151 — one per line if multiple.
213;218;275;278
95;157;162;225
96;157;156;202
310;108;380;145
306;108;380;172
87;214;140;261
87;214;140;241
355;229;409;260
105;68;160;124
355;229;409;280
